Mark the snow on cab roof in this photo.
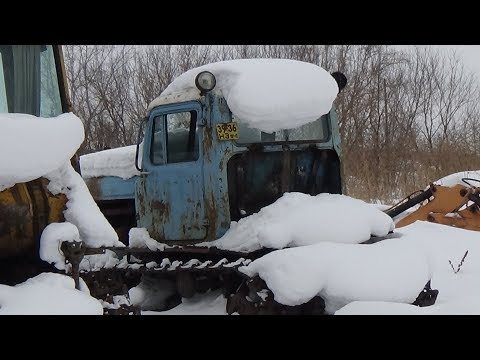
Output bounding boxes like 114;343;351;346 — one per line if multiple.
148;59;340;133
199;192;395;253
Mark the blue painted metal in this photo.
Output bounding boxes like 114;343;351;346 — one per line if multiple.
84;176;136;201
136;101;208;241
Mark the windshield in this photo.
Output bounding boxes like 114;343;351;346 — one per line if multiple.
0;45;63;117
235;113;330;144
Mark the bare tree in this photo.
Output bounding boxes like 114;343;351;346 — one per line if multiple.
64;44;480;204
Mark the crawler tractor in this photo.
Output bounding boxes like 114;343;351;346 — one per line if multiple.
75;63;349;314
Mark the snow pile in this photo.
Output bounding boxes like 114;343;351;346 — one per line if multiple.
0;113;84;191
434;170;480;187
206;192;394;252
335;301;424;315
151;59;340;133
0;273;103;315
80;144;141;180
240;239;430;313
129;227;170;251
394;221;480;305
39;163;125;270
44;162;123;249
336;296;480;315
39;222;81;271
39;162;125;270
370;203;393;212
241;220;480;314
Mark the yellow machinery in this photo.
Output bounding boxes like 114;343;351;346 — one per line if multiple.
0;179;66;257
0;45;72;282
385;179;480;231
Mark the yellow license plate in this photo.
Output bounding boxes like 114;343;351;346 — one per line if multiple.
216;122;239;141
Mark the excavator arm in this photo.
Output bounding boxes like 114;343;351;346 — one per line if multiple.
385;181;480;231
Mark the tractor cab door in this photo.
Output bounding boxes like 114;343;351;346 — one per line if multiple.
136;101;207;242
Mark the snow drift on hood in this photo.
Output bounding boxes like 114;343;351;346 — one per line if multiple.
0;112;84;191
202;192;395;252
150;59;340;133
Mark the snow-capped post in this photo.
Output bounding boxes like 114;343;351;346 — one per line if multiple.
449;250;469;274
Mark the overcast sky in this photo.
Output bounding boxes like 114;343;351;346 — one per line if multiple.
440;46;480;76
397;45;480;78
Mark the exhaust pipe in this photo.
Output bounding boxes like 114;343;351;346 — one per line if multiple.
331;71;347;93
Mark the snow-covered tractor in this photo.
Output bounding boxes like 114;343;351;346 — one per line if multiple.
76;60;443;315
74;59;401;314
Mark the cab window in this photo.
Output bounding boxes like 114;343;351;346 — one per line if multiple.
0;45;62;117
151;110;199;165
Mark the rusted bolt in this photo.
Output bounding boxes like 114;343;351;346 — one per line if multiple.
460;189;468;197
427;214;436;222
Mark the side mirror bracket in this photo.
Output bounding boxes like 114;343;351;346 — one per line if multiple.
135;117;147;173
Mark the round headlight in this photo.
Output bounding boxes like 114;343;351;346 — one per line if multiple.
195;71;216;94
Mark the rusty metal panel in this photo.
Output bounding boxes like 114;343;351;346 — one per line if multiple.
201;95;235;240
136;101;208;242
0;178;66;258
0;183;34;257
